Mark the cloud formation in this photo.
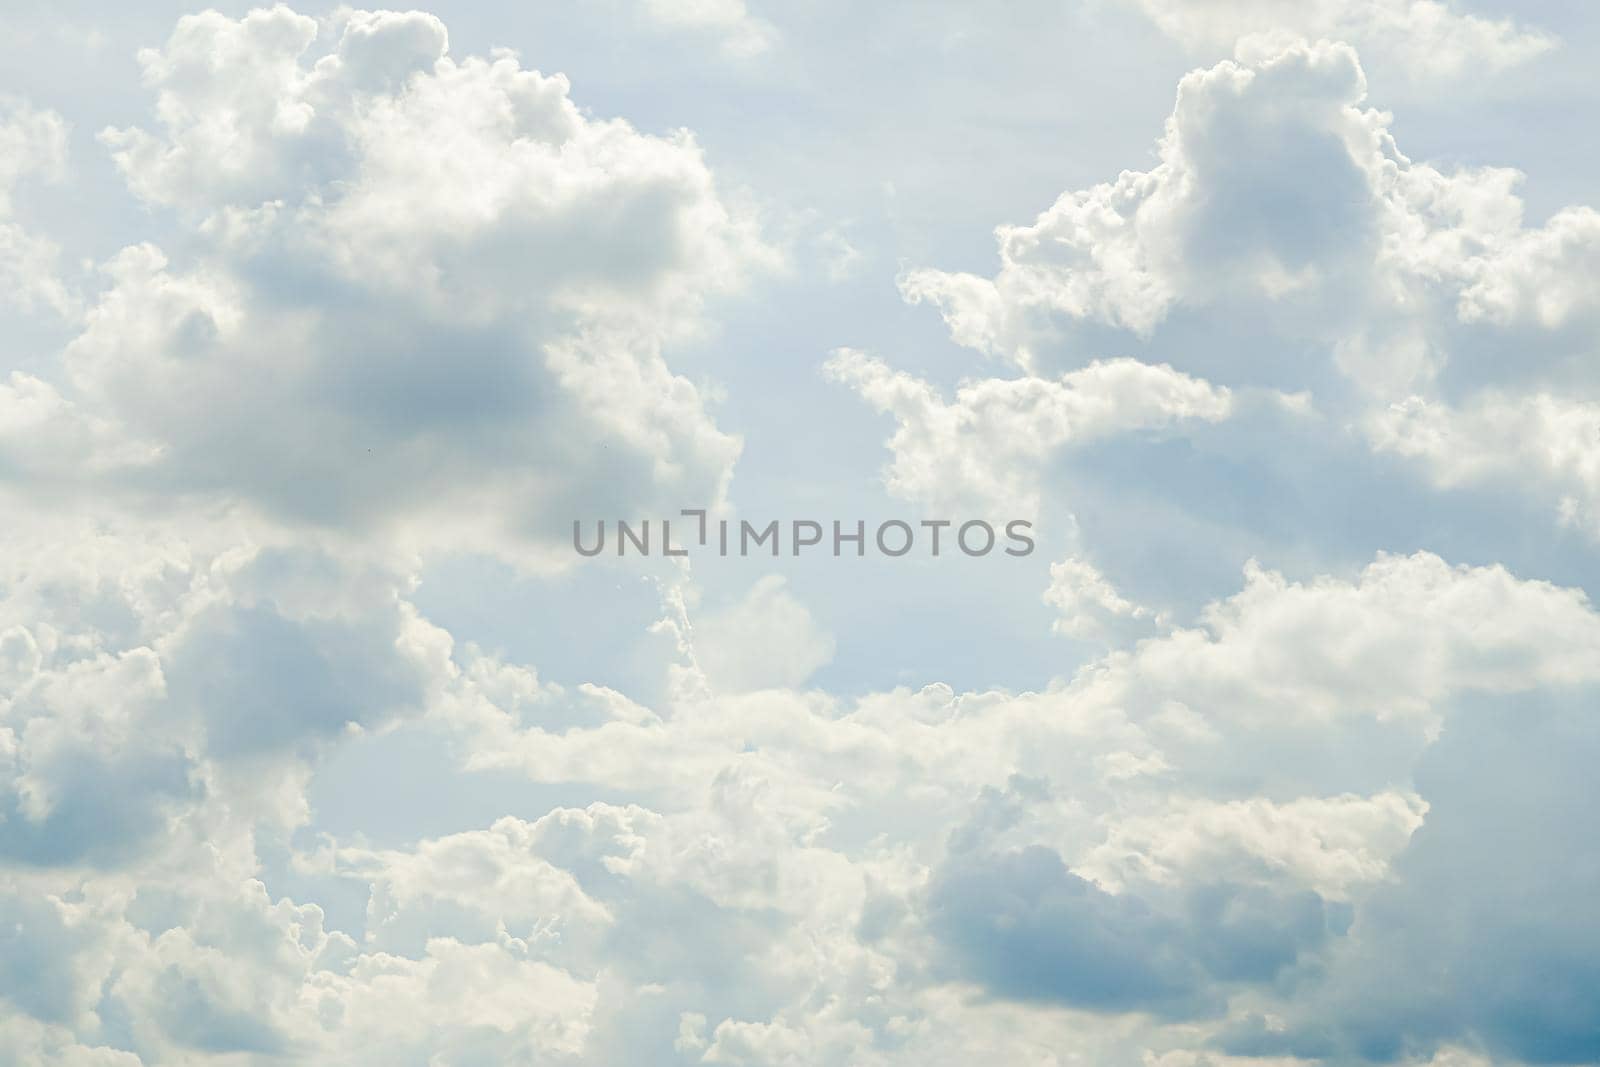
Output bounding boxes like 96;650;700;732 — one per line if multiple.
1126;0;1554;78
827;349;1232;515
0;99;73;317
3;6;772;559
1;4;1597;1066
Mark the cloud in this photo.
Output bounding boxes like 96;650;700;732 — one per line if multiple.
1125;0;1554;79
893;35;1600;542
929;843;1341;1019
0;5;773;558
1368;391;1600;535
901;37;1594;369
92;873;598;1064
432;545;1600;1057
1104;552;1600;734
0;1015;141;1067
1219;696;1600;1064
0;525;466;874
898;39;1378;363
636;0;777;58
0;98;73;317
3;8;1599;1065
0;647;198;868
826;349;1232;514
1043;556;1155;642
1077;791;1428;899
0;886;111;1026
1;530;1594;1062
0;861;600;1064
334;814;613;959
691;576;837;693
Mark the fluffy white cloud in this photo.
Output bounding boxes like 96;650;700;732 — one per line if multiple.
902;38;1385;361
0;6;773;559
1043;556;1155;642
94;874;596;1064
1126;0;1554;78
827;349;1232;514
1368;391;1600;533
4;6;1599;1065
0;98;73;317
1078;790;1428;898
1103;552;1600;731
902;39;1594;371
636;0;777;57
893;35;1600;541
335;815;613;959
456;550;1600;830
3;526;1595;1063
415;545;1600;1057
0;1015;141;1067
0;641;199;870
692;576;836;693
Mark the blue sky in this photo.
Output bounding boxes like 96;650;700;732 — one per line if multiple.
2;2;1599;1064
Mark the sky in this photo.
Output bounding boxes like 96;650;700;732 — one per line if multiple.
1;1;1599;1064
